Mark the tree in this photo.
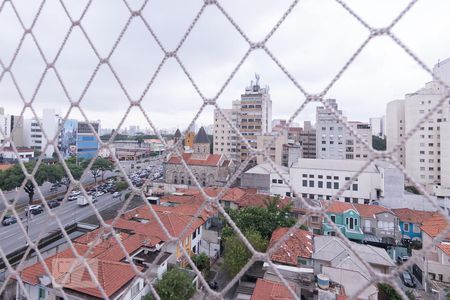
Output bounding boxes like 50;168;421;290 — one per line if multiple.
223;196;296;240
116;181;129;192
147;268;195;300
191;253;210;274
0;162;64;203
82;157;114;183
223;230;267;277
377;283;414;300
59;162;84;191
372;135;386;151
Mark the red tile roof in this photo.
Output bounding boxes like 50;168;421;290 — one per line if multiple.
269;227;313;266
420;214;450;239
391;208;437;224
353;204;390;218
438;243;450;257
251;278;294;300
166;153;222;167
325;201;356;214
63;260;142;299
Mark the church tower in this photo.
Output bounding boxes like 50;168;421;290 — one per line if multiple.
191;127;210;159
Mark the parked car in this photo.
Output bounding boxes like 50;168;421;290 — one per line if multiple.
70;190;81;197
68;195;78;201
112;192;122;199
397;256;409;265
208;281;218;290
56;197;64;202
401;271;416;288
2;216;17;226
47;200;60;209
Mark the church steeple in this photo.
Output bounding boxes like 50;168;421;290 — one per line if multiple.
191;127;210;159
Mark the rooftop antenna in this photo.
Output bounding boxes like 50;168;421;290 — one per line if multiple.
255;73;260;86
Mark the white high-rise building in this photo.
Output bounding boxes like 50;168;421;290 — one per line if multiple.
23;109;61;157
0;108;11;146
386;100;406;166
370;117;385;137
316;99;346;160
386;58;450;196
213;101;240;161
345;121;372;160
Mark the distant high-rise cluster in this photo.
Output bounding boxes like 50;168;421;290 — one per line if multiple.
386;58;450;196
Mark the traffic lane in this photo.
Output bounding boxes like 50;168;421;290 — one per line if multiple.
0;193;125;254
0;170;117;212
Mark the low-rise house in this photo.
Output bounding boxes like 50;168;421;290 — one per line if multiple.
250;278;295;300
322;201;364;241
354;204;402;244
263;227;315;299
17;231;172;300
391;208;437;242
313;235;396;299
412;214;450;285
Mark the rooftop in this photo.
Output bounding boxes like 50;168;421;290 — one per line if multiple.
166;152;222;167
391;208;437;224
291;158;379;173
251;278;294;300
269;227;313;266
353;204;390;218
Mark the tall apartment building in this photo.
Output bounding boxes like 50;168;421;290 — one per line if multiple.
345;121;372;160
21;109;61;157
316;99;346;159
386;100;406;166
299;121;316;158
213;101;240;161
0;108;24;147
370;117;385;137
386;58;450;196
256;131;288;165
238;75;272;164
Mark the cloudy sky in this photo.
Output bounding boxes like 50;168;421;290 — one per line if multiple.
1;0;450;132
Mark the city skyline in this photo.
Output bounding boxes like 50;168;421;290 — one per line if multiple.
1;0;450;129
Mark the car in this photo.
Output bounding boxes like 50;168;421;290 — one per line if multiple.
49;186;58;192
401;271;416;288
68;195;78;201
95;191;104;197
47;200;60;209
25;205;43;216
70;190;81;197
112;192;122;199
208;281;218;290
56;197;64;202
2;216;17;226
397;256;409;265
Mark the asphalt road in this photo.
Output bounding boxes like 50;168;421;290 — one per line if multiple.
0;191;127;254
0;155;165;255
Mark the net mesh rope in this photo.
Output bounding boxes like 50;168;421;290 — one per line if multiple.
0;0;449;299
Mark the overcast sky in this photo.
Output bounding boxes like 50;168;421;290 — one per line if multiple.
1;0;450;132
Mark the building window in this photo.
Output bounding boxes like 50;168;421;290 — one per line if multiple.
403;223;409;232
272;179;277;183
345;197;350;202
39;287;45;299
330;215;336;223
318;181;323;188
302;180;307;187
309;180;314;187
286;192;291;197
352;184;358;191
326;182;332;189
131;282;140;298
333;182;339;189
413;224;420;233
311;216;319;223
277;179;283;184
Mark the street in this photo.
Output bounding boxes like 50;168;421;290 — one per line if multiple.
0;190;126;254
0;155;165;255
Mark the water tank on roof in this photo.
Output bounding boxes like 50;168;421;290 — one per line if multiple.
317;274;330;290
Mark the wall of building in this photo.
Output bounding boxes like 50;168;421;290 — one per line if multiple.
386;99;405;166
